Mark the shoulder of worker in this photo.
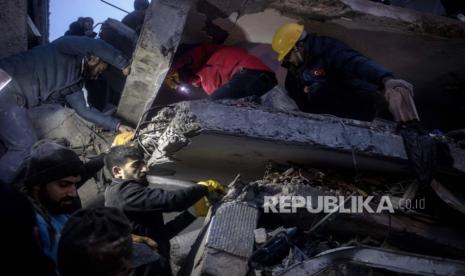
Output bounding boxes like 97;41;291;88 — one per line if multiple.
304;34;351;55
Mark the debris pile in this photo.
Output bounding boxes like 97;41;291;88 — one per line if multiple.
186;164;465;275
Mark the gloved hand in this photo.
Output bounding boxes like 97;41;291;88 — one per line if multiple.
383;78;419;122
131;234;158;250
197;179;226;194
112;131;135;147
165;71;181;90
192;197;209;217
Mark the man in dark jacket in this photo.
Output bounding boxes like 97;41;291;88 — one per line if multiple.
122;0;150;35
272;23;419;122
23;141;105;270
0;36;132;184
104;145;224;263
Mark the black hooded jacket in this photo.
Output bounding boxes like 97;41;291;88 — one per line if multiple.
105;178;208;258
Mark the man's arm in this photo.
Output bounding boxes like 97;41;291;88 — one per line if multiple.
325;38;393;86
51;36;129;70
120;182;208;212
76;154;105;189
65;90;120;131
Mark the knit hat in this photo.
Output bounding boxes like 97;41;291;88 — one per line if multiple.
58;207;158;276
24;142;85;189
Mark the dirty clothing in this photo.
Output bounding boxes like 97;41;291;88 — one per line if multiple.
104;178;208;259
285;34;393;121
0;36;128;184
172;44;276;97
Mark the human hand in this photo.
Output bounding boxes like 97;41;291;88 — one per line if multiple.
197;179;226;194
132;234;158;250
122;65;131;76
383;78;419;122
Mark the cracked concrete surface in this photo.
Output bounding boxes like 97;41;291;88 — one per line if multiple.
116;0;193;125
140;100;408;182
139;100;465;182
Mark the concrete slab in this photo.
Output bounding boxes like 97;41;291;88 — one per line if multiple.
116;0;193;125
139;100;465;183
140;100;407;183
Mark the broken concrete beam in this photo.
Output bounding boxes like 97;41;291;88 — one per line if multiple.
190;202;259;276
270;0;465;38
140;100;465;182
116;0;193;125
140;100;408;182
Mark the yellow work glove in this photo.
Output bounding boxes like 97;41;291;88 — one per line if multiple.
192;197;209;217
112;131;135;147
197;179;226;194
131;234;158;250
165;71;181;90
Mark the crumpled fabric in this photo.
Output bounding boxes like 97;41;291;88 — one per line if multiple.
384;78;420;122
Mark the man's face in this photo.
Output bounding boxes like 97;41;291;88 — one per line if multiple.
85;56;109;80
41;176;80;214
283;41;306;68
113;158;148;181
81;18;94;31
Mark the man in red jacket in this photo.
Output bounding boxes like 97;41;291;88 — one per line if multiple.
167;44;278;100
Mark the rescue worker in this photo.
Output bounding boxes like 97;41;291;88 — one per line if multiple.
0;35;133;184
64;17;97;38
166;43;278;100
272;23;419;122
23;142;91;269
0;184;56;275
122;0;150;35
104;145;225;274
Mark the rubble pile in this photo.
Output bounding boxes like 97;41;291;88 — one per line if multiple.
215;164;465;275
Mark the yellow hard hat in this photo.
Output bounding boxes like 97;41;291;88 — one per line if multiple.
272;23;304;62
112;131;135;147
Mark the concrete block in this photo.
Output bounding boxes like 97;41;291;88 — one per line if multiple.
190;202;258;276
116;0;193;125
140;100;465;182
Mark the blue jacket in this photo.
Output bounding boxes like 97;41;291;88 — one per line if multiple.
285;34;393;114
0;36;129;130
35;213;69;265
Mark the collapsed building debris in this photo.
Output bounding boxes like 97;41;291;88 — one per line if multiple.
133;99;465;275
137;99;465;182
176;165;465;276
